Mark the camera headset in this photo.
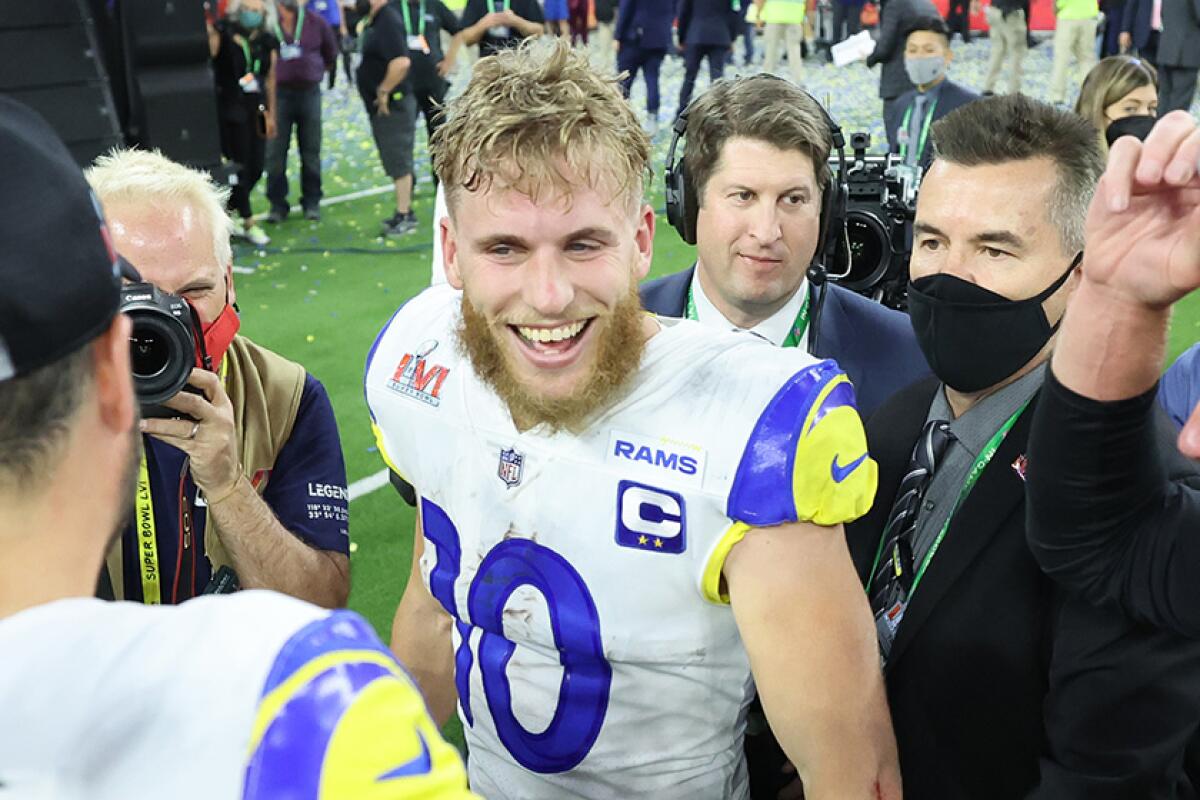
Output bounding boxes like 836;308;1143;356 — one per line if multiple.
664;76;848;351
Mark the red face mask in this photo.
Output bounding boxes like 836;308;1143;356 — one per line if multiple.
198;301;240;372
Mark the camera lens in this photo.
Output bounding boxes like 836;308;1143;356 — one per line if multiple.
832;210;891;291
130;331;170;379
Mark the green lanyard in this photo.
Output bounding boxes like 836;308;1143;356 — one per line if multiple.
401;0;426;36
274;5;305;44
866;400;1030;599
898;96;938;164
238;38;261;75
685;284;811;349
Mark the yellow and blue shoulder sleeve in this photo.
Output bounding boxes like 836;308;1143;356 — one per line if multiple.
727;360;877;528
243;611;475;799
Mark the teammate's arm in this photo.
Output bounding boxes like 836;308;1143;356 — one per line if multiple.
391;506;458;725
725;521;902;800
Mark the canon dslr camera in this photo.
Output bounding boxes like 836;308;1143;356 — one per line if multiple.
121;282;199;417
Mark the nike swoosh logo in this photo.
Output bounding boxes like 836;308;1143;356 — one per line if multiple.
377;731;432;781
831;453;869;483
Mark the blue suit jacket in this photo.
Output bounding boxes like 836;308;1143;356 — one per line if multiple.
884;79;980;170
676;0;740;46
1121;0;1155;51
639;266;931;419
616;0;676;48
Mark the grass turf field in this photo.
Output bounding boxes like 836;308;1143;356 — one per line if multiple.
231;41;1200;747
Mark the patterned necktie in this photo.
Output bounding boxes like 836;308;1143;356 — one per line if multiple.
869;419;953;660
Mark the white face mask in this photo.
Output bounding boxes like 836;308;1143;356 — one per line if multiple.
905;55;947;87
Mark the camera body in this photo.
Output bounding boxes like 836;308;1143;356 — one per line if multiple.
120;281;197;417
826;132;921;310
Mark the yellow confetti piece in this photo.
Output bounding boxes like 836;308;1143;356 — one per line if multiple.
306;335;315;343
349;541;359;553
259;304;269;310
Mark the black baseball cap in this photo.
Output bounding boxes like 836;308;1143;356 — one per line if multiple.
0;96;122;382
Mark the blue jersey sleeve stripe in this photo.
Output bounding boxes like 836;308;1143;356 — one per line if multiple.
244;659;395;798
260;611;394;697
727;360;842;527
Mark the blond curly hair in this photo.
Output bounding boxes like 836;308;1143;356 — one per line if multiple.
432;39;650;213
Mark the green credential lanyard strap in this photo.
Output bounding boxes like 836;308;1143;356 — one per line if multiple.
866;399;1030;599
685;285;811;348
401;0;426;37
898;96;938;164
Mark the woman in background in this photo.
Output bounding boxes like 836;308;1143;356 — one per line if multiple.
1074;54;1158;154
207;0;279;246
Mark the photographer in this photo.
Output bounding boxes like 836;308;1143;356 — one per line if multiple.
87;148;350;608
641;75;929;420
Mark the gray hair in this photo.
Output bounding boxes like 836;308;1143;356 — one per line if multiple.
931;94;1104;254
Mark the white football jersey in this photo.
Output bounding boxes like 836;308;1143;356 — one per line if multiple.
0;592;473;800
366;285;876;800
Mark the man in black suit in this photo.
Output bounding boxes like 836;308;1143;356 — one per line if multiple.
885;17;979;172
616;0;676;136
865;0;938;150
641;76;929;421
1119;0;1162;65
846;94;1200;799
674;0;741;115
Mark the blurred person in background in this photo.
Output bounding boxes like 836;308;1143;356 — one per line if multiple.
1074;54;1158;153
866;0;939;149
308;0;351;86
756;0;807;84
263;0;338;223
207;0;278;248
616;0;675;135
1048;0;1100;105
885;16;979;171
832;0;866;43
459;0;544;57
675;0;741;115
355;0;419;236
591;0;618;70
982;0;1028;95
395;0;464;193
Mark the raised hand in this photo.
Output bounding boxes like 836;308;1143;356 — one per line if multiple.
1082;111;1200;310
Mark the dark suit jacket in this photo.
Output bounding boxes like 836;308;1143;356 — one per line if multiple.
676;0;740;46
845;377;1200;800
884;79;979;170
1120;0;1156;51
639;266;930;419
865;0;939;99
616;0;675;48
1161;0;1200;67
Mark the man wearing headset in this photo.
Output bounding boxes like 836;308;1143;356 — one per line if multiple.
642;75;928;798
641;75;930;420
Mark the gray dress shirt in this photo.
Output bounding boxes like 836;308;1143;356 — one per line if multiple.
911;364;1046;564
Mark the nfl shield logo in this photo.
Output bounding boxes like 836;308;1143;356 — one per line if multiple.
498;448;524;489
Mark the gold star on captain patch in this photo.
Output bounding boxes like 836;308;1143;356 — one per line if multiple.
638;535;648;545
654;538;664;548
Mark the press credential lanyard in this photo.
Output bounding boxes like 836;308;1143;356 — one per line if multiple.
134;453;162;604
275;5;305;44
685;285;811;349
898;96;938;164
238;38;261;75
401;0;426;36
866;400;1029;601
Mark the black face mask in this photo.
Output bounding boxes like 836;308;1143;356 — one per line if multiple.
907;252;1081;393
1105;114;1157;148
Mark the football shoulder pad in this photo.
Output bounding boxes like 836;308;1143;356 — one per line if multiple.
726;360;877;528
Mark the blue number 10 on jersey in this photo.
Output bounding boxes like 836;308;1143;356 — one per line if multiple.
421;497;612;773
